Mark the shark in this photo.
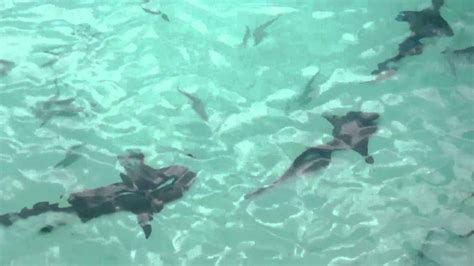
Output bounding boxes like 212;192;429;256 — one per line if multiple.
177;86;209;121
285;70;321;113
240;15;281;47
33;83;84;127
244;111;379;200
372;0;454;75
0;151;197;239
442;46;474;76
296;70;321;106
54;144;85;168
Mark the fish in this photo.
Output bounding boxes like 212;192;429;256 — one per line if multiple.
142;6;169;22
372;34;424;75
244;144;336;200
245;111;379;200
34;83;83;127
322;111;379;164
285;70;321;113
442;46;474;76
54;144;85;168
296;70;321;105
177;86;209;121
253;15;281;46
395;0;453;38
0;151;197;239
371;0;453;74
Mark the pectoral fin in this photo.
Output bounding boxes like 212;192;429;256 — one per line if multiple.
137;212;153;239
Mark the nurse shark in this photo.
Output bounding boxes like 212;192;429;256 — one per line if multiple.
0;151;197;239
245;111;379;199
372;0;453;75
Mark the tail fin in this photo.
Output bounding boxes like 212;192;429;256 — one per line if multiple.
244;182;279;200
244;186;270;200
0;201;74;227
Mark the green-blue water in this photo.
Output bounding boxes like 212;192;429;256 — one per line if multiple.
1;0;473;265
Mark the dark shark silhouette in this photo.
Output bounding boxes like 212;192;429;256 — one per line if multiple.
177;86;209;121
372;0;453;75
54;144;85;168
442;46;474;76
0;151;197;239
245;111;379;200
285;70;321;113
240;15;281;47
33;83;83;127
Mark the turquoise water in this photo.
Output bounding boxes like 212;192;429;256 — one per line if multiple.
0;0;473;265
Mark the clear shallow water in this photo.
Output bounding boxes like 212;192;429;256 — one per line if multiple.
0;0;473;265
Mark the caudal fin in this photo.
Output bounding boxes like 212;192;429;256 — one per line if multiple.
0;201;74;227
244;184;277;200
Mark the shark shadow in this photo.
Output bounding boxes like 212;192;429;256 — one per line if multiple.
0;151;197;239
141;6;169;22
372;0;453;75
245;111;379;200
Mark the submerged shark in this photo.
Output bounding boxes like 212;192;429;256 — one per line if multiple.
285;70;321;113
240;15;281;47
372;0;453;74
442;46;474;76
177;86;209;121
54;144;85;168
0;151;197;239
245;111;379;200
33;85;83;127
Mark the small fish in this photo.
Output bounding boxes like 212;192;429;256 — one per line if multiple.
297;70;320;105
54;144;85;168
35;82;83;127
177;86;209;121
142;7;169;22
253;15;281;46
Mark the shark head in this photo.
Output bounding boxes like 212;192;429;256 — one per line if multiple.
323;111;379;127
322;113;342;126
118;150;145;175
358;112;379;123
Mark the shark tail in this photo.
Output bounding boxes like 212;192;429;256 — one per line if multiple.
0;201;74;227
54;159;67;168
244;186;271;200
244;181;280;200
